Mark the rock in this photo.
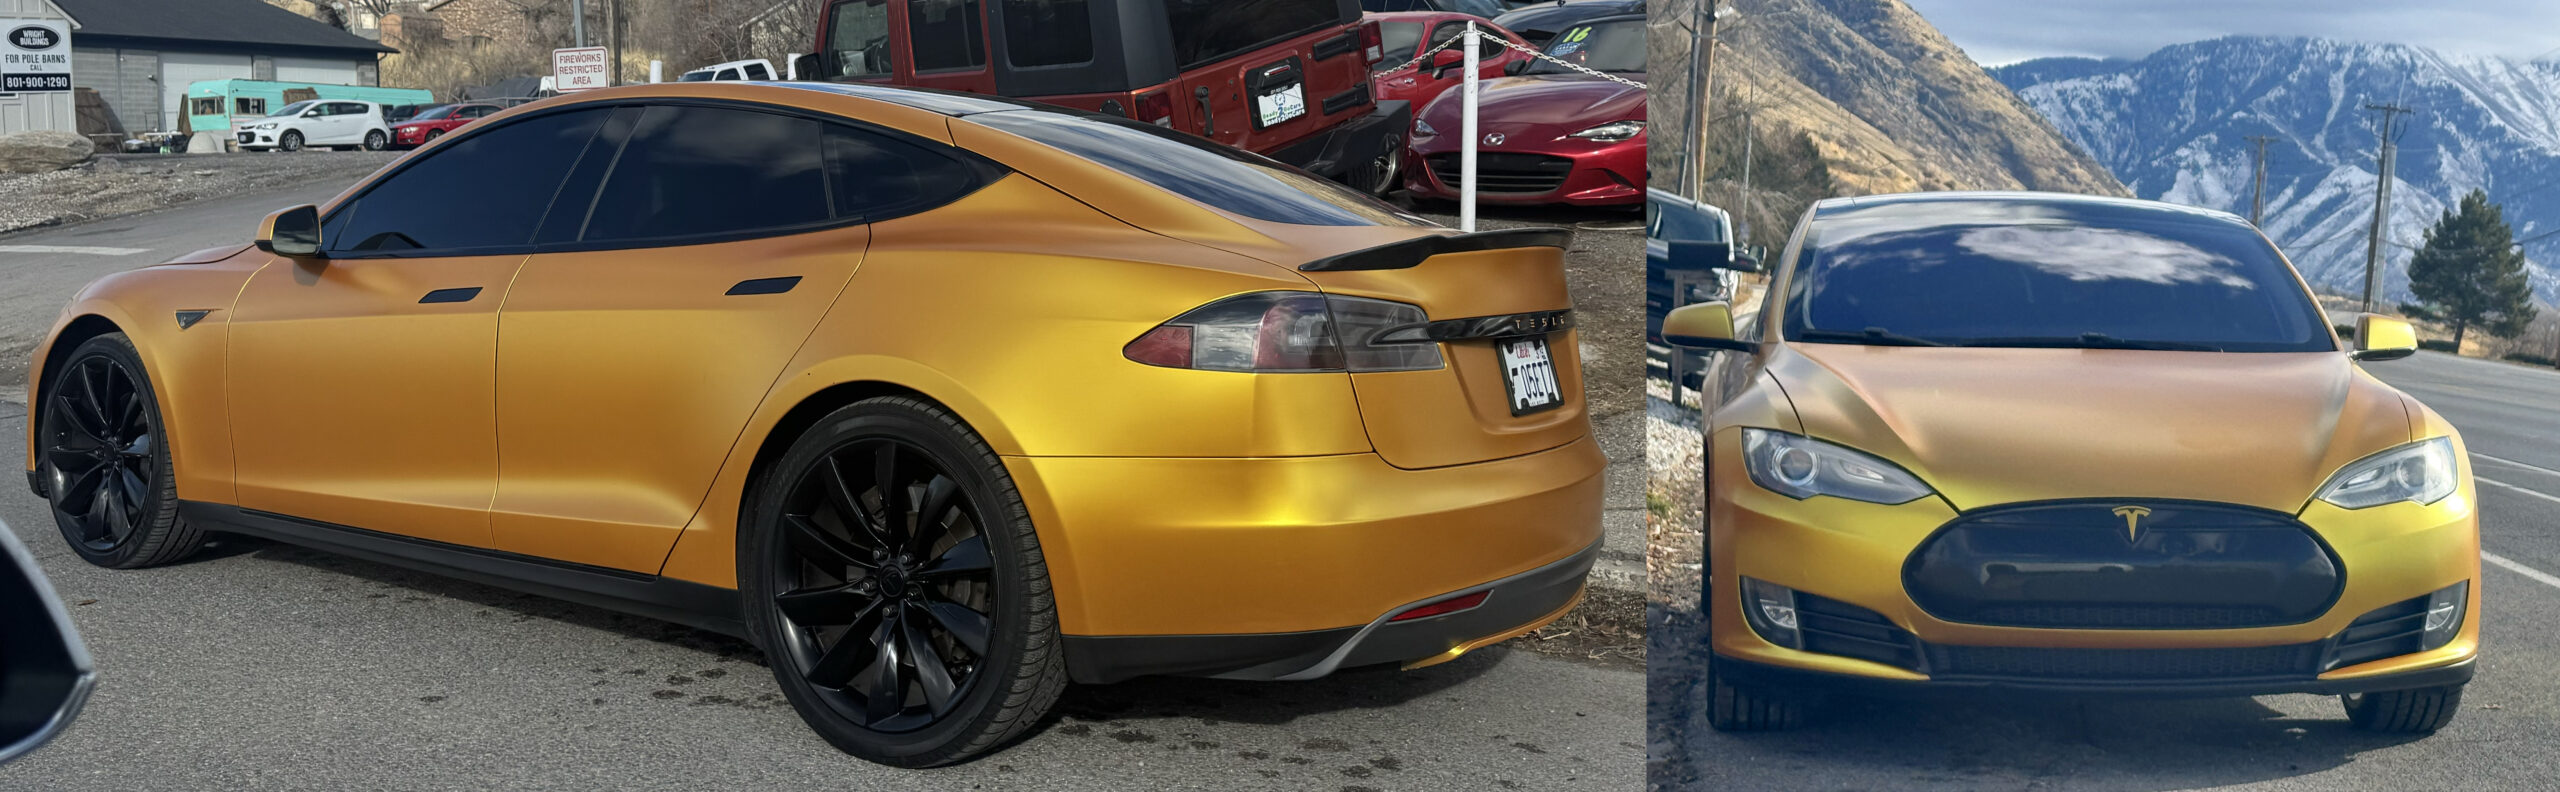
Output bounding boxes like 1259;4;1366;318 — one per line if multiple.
0;130;95;173
186;131;229;155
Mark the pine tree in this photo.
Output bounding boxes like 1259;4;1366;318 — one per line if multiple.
2400;190;2538;350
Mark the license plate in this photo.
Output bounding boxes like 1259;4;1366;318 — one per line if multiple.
1499;336;1564;416
1255;83;1306;127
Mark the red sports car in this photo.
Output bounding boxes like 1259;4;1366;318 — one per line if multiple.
1405;12;1644;207
390;102;502;149
1369;11;1536;113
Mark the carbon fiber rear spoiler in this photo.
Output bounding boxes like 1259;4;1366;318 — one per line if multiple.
1297;227;1574;272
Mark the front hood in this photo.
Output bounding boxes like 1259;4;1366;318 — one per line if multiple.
1421;74;1644;131
1766;344;2416;513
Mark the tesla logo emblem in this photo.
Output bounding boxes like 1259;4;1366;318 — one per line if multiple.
1483;133;1505;146
2112;505;2152;542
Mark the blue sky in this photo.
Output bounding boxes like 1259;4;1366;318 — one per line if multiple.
1901;0;2560;65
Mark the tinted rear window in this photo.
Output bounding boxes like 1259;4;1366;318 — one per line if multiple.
1781;200;2335;353
1164;0;1350;70
582;106;829;242
970;109;1427;227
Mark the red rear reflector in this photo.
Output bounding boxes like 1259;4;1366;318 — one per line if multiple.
1123;325;1192;368
1360;21;1385;65
1391;591;1489;622
1135;90;1175;127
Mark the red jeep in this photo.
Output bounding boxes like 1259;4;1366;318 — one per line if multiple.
806;0;1408;194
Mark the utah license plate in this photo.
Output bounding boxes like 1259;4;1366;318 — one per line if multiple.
1500;336;1564;416
1255;83;1306;127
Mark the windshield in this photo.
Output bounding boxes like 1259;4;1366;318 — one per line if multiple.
1528;18;1643;75
412;105;460;120
270;100;315;117
1781;199;2336;353
1443;0;1506;16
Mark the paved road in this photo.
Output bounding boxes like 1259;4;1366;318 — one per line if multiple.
1655;351;2560;790
0;189;1645;787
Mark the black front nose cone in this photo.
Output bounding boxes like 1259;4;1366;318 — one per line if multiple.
1904;500;2343;629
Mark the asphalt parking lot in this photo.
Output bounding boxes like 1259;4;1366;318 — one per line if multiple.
0;179;1645;789
1648;351;2560;791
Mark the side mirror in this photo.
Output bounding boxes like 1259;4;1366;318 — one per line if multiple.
1662;301;1755;353
255;204;324;258
2351;314;2418;361
1431;49;1466;76
0;518;95;765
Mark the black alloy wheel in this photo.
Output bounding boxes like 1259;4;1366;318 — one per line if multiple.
745;397;1064;767
40;334;203;568
773;437;995;732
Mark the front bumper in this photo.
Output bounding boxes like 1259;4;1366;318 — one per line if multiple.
1010;434;1605;684
1266;99;1411;189
1404;133;1644;207
1704;427;2483;698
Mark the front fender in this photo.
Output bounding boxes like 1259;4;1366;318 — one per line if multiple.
25;257;265;505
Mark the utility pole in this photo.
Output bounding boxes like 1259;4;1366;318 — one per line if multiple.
573;0;586;48
2360;103;2413;313
2246;135;2278;226
1683;1;1734;201
607;0;622;86
1736;104;1756;243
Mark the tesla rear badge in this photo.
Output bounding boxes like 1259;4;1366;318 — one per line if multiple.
2112;505;2152;542
1484;133;1506;146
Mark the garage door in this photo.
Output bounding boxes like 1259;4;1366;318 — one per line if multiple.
273;57;359;86
161;52;254;134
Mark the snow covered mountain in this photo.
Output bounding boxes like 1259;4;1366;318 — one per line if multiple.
1993;36;2560;305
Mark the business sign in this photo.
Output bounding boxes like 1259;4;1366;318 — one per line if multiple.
1;19;72;93
552;47;609;93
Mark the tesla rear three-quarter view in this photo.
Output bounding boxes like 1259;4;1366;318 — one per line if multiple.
22;81;1603;767
1662;193;2479;734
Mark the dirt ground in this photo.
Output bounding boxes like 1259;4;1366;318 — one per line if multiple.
0;150;400;236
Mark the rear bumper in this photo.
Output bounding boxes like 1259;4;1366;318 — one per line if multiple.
1008;435;1605;683
1266;99;1411;185
1065;537;1597;684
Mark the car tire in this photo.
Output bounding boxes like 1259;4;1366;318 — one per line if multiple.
425;129;444;144
2343;684;2463;733
1702;660;1803;731
36;333;206;570
278;131;302;152
363;130;386;151
741;396;1067;767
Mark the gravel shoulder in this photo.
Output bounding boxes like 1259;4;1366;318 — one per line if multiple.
0;151;399;237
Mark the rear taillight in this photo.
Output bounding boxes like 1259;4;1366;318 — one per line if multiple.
1124;291;1443;373
1134;90;1175;127
1359;21;1385;66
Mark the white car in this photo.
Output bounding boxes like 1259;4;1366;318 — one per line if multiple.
677;58;779;82
236;99;392;152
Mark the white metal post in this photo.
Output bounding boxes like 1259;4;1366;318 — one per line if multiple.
1460;21;1480;232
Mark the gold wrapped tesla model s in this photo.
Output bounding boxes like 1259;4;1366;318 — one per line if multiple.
1663;192;2478;734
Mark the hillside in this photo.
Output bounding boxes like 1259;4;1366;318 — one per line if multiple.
1646;0;2128;245
1996;36;2560;305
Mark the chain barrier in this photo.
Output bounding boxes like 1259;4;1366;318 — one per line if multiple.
1377;27;1649;91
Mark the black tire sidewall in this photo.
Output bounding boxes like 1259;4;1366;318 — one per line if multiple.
41;334;180;568
741;398;1052;766
364;131;385;150
280;131;301;151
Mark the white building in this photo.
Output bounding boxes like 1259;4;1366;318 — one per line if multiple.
0;0;75;134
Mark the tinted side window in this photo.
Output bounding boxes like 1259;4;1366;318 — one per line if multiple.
582;106;828;243
1001;0;1092;67
825;0;897;78
824;123;986;220
331;108;607;254
1163;0;1347;70
909;0;986;72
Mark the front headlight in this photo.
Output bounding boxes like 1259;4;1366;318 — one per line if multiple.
1413;118;1438;137
1740;428;1935;504
2315;437;2459;509
255;122;277;130
1567;120;1645;142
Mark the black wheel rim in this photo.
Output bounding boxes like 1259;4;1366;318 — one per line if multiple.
40;355;155;553
773;438;996;733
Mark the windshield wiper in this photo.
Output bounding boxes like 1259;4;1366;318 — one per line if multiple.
1799;327;1949;347
1956;333;2224;352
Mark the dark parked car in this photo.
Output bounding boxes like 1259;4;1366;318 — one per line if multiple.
1645;188;1757;388
1360;0;1506;18
1494;0;1643;46
0;519;93;765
